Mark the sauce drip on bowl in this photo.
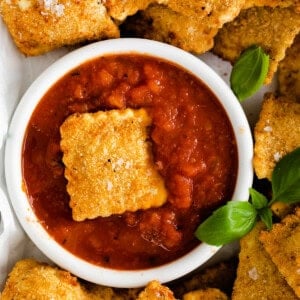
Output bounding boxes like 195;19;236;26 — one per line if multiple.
22;54;237;270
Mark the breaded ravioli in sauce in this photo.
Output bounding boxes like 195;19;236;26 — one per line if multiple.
60;108;168;221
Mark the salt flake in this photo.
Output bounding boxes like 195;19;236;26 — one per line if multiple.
41;0;65;17
263;125;272;132
274;152;282;162
248;267;259;280
106;180;113;191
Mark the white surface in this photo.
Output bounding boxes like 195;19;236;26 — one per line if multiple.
0;19;275;290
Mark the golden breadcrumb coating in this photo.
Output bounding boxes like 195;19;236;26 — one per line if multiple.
213;6;300;84
60;108;168;221
253;93;300;180
104;0;167;22
232;222;297;300
121;0;244;54
278;34;300;102
183;288;228;300
167;0;243;21
0;0;119;56
243;0;300;11
137;280;176;300
260;207;300;298
1;258;144;299
1;259;114;299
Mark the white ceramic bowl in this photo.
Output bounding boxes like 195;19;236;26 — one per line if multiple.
5;38;253;288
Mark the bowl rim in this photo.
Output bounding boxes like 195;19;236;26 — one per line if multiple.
4;38;253;288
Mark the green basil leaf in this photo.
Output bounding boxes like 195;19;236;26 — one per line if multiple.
258;207;273;230
230;45;269;101
250;188;268;209
195;201;257;246
271;147;300;204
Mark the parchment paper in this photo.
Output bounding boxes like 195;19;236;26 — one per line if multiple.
0;17;275;291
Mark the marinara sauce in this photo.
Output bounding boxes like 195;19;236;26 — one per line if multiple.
22;54;237;270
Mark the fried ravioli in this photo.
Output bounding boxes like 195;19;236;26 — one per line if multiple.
121;4;216;53
232;222;297;300
60;108;168;221
121;0;244;54
243;0;300;11
278;34;300;102
137;280;176;300
213;6;300;84
104;0;167;22
253;93;300;180
260;207;300;298
183;288;228;300
0;0;119;56
167;0;243;21
0;259;109;299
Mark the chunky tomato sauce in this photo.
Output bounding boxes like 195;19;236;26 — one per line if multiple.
22;54;237;270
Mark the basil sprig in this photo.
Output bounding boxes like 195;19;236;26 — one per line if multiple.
195;147;300;246
230;45;269;102
195;202;257;246
271;147;300;205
